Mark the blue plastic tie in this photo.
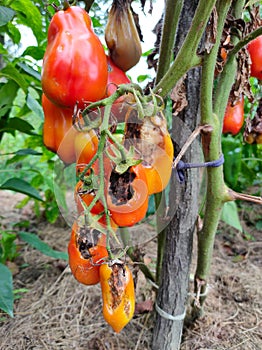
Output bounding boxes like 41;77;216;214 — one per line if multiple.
176;153;224;183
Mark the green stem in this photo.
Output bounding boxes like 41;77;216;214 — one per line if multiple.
153;0;216;98
193;0;243;315
230;27;262;57
119;227;155;282
155;0;184;84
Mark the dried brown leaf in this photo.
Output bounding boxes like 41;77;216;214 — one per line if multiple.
170;76;188;116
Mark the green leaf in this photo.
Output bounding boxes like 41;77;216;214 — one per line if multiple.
0;117;36;135
10;0;45;44
0;65;28;92
221;201;243;232
0;80;19;108
15;148;42;156
0;6;15;26
0;178;44;202
0;263;14;317
18;62;41;81
18;232;68;261
26;93;44;120
7;22;21;44
22;45;45;60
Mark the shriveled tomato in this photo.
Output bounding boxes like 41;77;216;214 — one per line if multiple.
75;130;99;166
222;97;244;135
68;220;108;285
99;260;135;333
105;0;142;72
42;6;108;108
124;109;174;195
42;93;78;164
106;164;149;227
247;35;262;80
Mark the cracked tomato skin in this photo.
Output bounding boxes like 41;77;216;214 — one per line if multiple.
99;261;135;333
68;220;108;285
222;97;244;135
42;6;108;108
247;35;262;80
42;93;78;164
106;164;149;227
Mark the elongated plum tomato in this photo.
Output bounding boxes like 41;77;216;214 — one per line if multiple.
42;94;78;164
68;220;108;285
41;6;108;108
74;130;99;166
124;109;174;195
106;164;149;227
222;97;244;135
99;261;135;333
247;35;262;80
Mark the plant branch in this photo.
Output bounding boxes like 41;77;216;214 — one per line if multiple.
119;227;155;282
192;0;233;317
230;26;262;57
153;0;217;98
226;189;262;205
155;0;184;84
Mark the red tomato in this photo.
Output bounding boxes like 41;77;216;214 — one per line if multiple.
42;6;108;108
247;35;262;80
42;93;78;164
99;260;135;333
222;97;244;135
68;220;108;285
105;56;133;123
106;164;149;227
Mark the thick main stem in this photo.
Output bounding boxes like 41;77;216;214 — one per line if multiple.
153;0;217;98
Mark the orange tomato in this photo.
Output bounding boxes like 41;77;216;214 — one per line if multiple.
106;164;149;227
68;220;108;285
42;93;78;164
74;130;99;166
99;261;135;333
124;111;174;195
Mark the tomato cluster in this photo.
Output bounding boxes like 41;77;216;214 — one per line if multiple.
41;4;173;333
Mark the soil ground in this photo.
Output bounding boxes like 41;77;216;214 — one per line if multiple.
0;191;261;350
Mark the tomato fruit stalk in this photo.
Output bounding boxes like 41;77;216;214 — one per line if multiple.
99;260;135;333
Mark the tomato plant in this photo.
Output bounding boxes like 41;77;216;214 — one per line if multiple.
68;220;108;286
106;164;149;227
99;260;135;333
41;6;108;108
222;97;244;135
247;35;262;80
